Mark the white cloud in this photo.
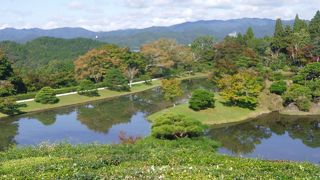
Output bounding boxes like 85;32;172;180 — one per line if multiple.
2;0;319;31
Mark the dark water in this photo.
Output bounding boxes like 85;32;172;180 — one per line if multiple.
1;78;320;163
209;113;320;164
0;78;213;149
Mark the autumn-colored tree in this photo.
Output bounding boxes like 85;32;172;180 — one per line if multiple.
161;79;182;106
141;38;194;75
217;71;263;108
74;45;134;82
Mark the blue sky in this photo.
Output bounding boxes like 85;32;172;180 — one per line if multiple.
1;0;319;31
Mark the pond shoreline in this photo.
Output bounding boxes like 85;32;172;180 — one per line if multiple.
0;73;208;120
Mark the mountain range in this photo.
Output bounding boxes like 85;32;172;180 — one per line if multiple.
0;18;294;49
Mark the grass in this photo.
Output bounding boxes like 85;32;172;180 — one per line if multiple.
0;137;319;179
0;73;208;119
148;95;270;125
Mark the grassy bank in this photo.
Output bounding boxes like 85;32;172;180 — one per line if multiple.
148;94;270;125
0;138;318;179
0;73;207;119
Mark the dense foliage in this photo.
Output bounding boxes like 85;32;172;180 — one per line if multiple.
0;138;319;179
270;80;287;95
283;84;313;111
77;80;99;97
151;113;206;139
0;98;26;116
161;79;182;105
217;72;263;108
0;37;106;68
35;87;59;104
103;68;130;91
189;89;215;111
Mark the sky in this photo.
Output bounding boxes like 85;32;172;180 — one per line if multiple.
1;0;319;32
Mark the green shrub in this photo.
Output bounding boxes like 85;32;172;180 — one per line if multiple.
296;97;312;112
269;72;284;81
270;80;287;95
0;97;27;116
189;89;215;111
151;113;206;140
140;74;152;85
54;86;79;94
35;87;59;104
283;84;312;111
77;80;99;97
103;68;130;91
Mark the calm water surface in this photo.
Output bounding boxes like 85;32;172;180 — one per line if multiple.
1;78;319;163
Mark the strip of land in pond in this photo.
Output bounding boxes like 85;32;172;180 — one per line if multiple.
0;73;207;119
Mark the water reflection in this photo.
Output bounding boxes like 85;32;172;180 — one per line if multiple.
0;78;213;148
208;112;320;163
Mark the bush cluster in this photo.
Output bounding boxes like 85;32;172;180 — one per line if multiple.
189;89;215;111
283;84;312;111
151;113;206;140
77;80;99;97
270;80;287;95
103;68;130;91
35;87;59;104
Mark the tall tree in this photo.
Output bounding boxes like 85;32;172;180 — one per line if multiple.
293;14;308;32
244;27;255;42
271;19;287;55
309;10;320;39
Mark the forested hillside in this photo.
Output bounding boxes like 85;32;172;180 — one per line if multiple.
0;37;106;68
0;18;294;49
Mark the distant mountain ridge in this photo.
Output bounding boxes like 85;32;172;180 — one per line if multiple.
0;18;294;48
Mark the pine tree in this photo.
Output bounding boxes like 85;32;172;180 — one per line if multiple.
309;11;320;39
271;19;286;54
244;27;255;40
293;14;308;32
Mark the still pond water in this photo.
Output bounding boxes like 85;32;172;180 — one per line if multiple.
1;79;319;163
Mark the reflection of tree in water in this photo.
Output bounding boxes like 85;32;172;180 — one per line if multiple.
209;112;320;155
28;107;76;126
209;123;272;155
0;119;18;151
77;96;142;134
260;114;320;148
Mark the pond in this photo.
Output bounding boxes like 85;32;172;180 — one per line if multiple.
0;78;319;164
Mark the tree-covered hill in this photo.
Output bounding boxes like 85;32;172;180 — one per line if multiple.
0;18;294;49
0;37;106;68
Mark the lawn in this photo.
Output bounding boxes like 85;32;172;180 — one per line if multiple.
148;95;270;125
0;73;208;119
0;137;318;179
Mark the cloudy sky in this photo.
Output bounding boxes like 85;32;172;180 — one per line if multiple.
1;0;319;31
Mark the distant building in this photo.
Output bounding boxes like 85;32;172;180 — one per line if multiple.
228;31;237;37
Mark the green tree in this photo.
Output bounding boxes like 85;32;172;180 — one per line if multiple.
244;27;255;44
161;79;182;106
151;113;205;139
103;68;129;91
189;89;215;111
271;19;286;55
309;10;320;39
283;84;312;111
35;87;59;104
77;79;99;97
0;52;26;96
191;36;216;62
0;98;26;116
293;14;308;33
217;72;263;108
287;29;311;66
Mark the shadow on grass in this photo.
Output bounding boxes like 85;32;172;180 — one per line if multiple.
220;101;257;110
